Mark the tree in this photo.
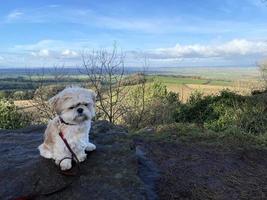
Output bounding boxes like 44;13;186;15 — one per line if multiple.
122;71;148;129
26;66;69;123
81;44;127;123
258;59;267;88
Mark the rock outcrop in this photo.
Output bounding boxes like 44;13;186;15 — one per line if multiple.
0;121;146;200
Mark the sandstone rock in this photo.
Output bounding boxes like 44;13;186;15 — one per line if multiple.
0;121;145;200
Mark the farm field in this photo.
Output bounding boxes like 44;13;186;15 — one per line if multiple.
1;66;262;106
12;75;260;107
149;75;260;102
153;66;260;80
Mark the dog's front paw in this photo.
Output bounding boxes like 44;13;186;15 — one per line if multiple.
58;159;72;171
77;153;87;162
85;143;96;152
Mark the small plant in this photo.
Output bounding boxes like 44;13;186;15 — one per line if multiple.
123;81;180;129
175;91;215;127
235;101;267;135
0;99;31;129
175;90;247;130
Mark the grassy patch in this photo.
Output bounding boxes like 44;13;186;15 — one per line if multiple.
148;75;207;85
148;75;233;86
131;123;267;150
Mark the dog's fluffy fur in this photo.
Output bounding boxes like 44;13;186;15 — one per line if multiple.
38;86;96;170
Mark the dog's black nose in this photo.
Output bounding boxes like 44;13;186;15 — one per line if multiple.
77;108;83;114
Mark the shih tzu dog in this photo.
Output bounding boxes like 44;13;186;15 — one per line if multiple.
38;86;96;170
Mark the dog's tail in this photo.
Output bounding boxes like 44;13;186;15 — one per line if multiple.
38;143;53;159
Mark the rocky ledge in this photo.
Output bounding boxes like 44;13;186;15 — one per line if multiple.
0;121;151;200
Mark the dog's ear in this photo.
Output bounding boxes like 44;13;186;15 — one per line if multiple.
48;94;60;113
87;89;97;104
91;91;97;104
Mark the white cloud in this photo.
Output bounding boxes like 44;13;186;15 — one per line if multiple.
14;40;82;59
147;39;267;59
48;4;61;8
6;10;24;21
15;40;63;51
2;38;267;67
13;39;95;52
61;49;78;58
29;47;79;60
31;49;50;57
39;49;50;57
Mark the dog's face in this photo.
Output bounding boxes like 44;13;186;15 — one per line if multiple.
49;87;96;124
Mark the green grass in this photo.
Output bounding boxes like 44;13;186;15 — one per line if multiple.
208;80;233;86
149;75;207;85
131;123;267;150
147;75;233;87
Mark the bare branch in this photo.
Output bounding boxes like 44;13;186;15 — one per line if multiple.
80;44;126;123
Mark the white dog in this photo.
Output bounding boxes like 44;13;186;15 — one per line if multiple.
38;86;96;170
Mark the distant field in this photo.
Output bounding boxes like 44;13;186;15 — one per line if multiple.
147;74;259;101
149;75;233;86
153;66;260;81
0;66;260;80
1;66;262;104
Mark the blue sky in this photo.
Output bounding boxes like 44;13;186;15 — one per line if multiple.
0;0;267;67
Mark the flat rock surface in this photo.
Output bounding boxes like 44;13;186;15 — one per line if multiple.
135;140;267;200
3;120;267;200
0;121;145;200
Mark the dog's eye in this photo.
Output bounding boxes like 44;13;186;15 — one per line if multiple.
84;103;88;107
69;106;75;109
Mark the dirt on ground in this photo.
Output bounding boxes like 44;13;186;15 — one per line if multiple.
135;139;267;200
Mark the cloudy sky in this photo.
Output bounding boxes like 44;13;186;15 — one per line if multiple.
0;0;267;67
